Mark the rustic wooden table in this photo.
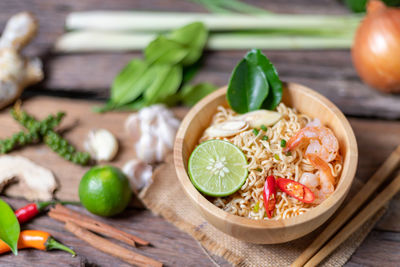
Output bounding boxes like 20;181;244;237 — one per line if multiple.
1;0;399;266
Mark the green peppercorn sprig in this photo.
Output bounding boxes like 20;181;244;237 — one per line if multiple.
0;131;39;154
0;110;66;154
0;103;91;166
44;131;90;165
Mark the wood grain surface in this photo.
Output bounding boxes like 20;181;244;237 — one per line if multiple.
0;0;399;266
0;96;186;201
1;0;400;118
1;115;400;267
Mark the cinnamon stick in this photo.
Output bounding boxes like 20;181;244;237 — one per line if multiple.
65;221;162;267
50;204;149;246
49;210;136;247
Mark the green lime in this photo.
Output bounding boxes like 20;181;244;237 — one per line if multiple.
188;139;248;197
79;166;132;217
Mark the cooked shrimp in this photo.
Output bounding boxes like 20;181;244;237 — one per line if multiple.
299;154;336;204
284;119;339;163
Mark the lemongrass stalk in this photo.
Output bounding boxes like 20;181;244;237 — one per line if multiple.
55;31;354;52
55;32;155;52
66;11;362;32
189;0;271;14
208;33;353;50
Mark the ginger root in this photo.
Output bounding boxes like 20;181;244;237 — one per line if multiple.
0;12;43;110
0;155;57;201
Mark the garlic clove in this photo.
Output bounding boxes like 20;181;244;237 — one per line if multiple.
125;113;141;142
157;113;177;149
155;138;168;162
135;134;157;163
122;159;153;192
84;129;118;161
235;110;282;128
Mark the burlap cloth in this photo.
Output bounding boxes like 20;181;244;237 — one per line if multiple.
139;156;385;267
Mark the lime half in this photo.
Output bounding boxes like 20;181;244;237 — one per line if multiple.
188;139;248;197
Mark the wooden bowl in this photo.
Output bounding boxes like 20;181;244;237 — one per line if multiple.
174;82;358;244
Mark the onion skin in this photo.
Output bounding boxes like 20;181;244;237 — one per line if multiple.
352;0;400;93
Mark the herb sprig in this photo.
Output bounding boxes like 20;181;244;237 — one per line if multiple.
97;22;216;112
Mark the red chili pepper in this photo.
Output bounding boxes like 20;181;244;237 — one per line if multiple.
15;203;40;224
263;175;277;219
276;178;315;203
15;201;80;224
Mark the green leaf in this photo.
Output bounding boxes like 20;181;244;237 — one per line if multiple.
227;49;282;113
182;60;203;84
344;0;368;12
144;64;183;104
93;99;146;112
145;36;189;65
344;0;400;13
180;83;217;107
251;51;282;110
92;101;116;113
96;22;210;113
169;22;208;66
227;51;270;114
0;199;20;255
110;59;151;105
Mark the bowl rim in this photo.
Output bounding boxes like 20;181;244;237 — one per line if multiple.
174;82;358;229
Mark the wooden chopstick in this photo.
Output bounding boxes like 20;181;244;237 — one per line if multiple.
304;172;400;267
291;145;400;267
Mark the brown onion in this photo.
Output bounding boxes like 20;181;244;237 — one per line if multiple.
352;0;400;93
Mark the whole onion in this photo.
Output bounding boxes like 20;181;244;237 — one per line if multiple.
352;0;400;93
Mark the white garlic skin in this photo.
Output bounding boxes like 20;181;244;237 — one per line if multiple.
84;129;118;161
123;159;153;192
125;104;180;164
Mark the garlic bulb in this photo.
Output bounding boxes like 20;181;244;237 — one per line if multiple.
123;159;153;192
84;129;118;161
125;104;180;164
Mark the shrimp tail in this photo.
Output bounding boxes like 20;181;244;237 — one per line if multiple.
284;130;305;152
307;154;336;186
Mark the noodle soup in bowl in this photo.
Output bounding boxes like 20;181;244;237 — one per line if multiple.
174;83;358;244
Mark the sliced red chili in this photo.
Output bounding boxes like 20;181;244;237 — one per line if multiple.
276;178;315;203
263;175;277;218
